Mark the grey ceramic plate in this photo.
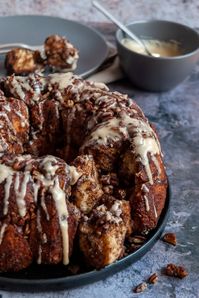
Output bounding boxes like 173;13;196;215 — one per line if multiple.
0;15;108;77
0;185;170;292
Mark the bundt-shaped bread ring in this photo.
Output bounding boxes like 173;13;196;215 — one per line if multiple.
79;195;132;269
0;72;168;271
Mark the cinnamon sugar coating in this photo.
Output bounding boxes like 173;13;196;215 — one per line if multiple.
5;48;44;75
0;72;167;271
79;196;132;269
44;35;79;71
4;35;79;75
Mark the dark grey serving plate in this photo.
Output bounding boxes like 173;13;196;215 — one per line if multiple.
0;15;108;78
0;185;170;292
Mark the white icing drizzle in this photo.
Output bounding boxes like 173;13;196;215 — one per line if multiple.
68;166;82;185
50;177;69;265
7;74;45;103
0;223;7;245
0;137;8;152
54;101;60;119
110;201;122;217
41;156;59;178
33;182;40;203
0;164;30;217
133;136;159;184
152;196;158;218
123;115;161;185
0;164;14;183
92;81;109;90
37;103;43;130
32;131;39;140
37;246;42;265
141;184;149;193
10;77;25;100
65;106;76;157
144;195;150;212
49;73;73;90
14;171;30;217
0;164;14;215
4;104;11;112
88;118;128;145
10;76;27;100
17;154;32;163
43;233;47;244
35;172;54;188
37;209;42;264
84;113;161;185
41;194;50;220
37;209;42;233
151;155;161;175
3;175;13;215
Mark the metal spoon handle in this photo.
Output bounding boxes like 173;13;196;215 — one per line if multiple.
93;0;151;56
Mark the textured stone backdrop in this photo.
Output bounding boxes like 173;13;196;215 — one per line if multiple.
0;0;198;28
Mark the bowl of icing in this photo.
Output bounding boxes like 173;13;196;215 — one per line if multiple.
116;20;199;91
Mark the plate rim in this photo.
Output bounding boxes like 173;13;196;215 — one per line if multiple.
0;14;109;78
0;183;170;291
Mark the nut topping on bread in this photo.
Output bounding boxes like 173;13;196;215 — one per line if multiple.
0;72;167;271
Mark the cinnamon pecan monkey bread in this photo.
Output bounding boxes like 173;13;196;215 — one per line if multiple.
0;72;167;272
5;35;79;75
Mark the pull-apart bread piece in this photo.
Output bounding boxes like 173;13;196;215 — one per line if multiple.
44;73;167;234
0;90;29;154
0;154;80;272
5;35;79;75
5;48;44;75
70;155;103;214
44;35;79;71
79;196;131;269
0;72;168;272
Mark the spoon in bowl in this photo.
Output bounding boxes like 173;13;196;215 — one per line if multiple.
92;1;159;57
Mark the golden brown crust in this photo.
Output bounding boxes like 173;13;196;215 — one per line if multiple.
0;224;32;272
0;94;29;154
4;35;79;75
44;35;79;70
79;197;132;269
0;154;80;271
0;72;168;272
71;155;103;214
120;141;167;234
5;48;44;75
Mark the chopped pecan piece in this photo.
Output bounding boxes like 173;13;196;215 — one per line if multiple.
133;282;147;293
129;235;146;244
162;233;177;246
165;263;188;279
148;272;158;284
125;243;141;254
